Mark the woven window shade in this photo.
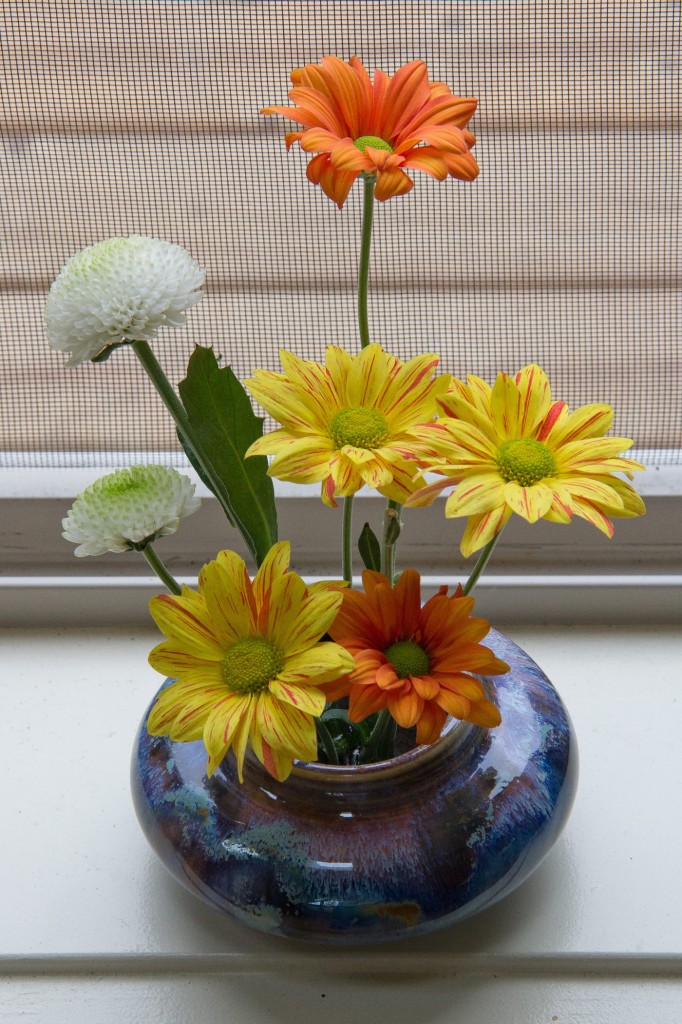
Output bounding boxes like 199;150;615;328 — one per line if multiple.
1;0;680;467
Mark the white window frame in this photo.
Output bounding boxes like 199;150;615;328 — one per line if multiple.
2;455;681;628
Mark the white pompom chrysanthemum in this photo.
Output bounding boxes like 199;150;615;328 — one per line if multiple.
62;466;201;557
46;236;205;366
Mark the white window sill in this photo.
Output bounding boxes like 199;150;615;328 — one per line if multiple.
1;624;680;1020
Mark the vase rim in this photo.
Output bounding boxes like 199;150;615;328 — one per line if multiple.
286;715;479;784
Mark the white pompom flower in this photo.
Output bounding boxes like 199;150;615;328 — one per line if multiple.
62;466;201;557
46;236;205;366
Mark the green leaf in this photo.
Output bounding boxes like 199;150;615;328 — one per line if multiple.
178;345;277;565
358;521;381;572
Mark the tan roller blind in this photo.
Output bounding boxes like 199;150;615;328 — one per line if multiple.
1;1;680;466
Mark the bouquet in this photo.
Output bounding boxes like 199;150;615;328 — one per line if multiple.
46;57;645;787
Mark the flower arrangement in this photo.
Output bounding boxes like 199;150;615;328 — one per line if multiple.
47;57;645;787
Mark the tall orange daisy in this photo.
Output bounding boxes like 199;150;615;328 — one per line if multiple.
245;343;450;507
262;56;479;207
326;569;508;744
146;541;354;782
408;364;646;556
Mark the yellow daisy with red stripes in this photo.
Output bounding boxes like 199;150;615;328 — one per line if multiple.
146;542;354;782
326;569;507;743
245;343;450;508
408;364;646;556
262;55;479;207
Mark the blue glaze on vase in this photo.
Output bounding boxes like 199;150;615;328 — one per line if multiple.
131;630;578;943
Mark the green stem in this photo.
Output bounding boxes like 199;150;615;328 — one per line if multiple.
461;531;503;596
359;708;396;764
342;495;354;586
315;717;340;765
357;175;375;350
140;543;182;595
131;341;238;537
380;499;402;582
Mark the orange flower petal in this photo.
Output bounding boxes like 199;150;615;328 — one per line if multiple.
374;167;414;202
435;689;471;720
400;147;449;179
388;688;424;728
415;703;448;745
348;683;387;722
299;127;345;154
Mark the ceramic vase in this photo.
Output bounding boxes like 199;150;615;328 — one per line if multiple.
131;629;578;943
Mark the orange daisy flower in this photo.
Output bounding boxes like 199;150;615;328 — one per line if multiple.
327;569;508;745
262;56;479;207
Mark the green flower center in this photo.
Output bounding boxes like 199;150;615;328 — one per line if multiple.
329;407;390;450
354;135;393;153
384;640;430;679
221;637;283;694
101;474;143;497
496;438;556;486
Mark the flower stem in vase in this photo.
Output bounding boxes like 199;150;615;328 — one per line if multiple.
359;708;397;764
342;495;354;586
357;174;376;349
381;499;403;581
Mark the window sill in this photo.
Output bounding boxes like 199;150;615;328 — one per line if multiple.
2;572;681;627
1;624;680;1020
2;463;680;626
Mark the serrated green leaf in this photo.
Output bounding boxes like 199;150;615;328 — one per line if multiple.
358;521;381;572
178;345;277;565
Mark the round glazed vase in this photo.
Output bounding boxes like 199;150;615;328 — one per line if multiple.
131;629;578;943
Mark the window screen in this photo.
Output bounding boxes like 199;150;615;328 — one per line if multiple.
1;1;680;468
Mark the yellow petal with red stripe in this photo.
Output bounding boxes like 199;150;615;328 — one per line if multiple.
200;559;256;645
147;642;223;683
504;481;554;523
328;453;364;495
245;370;319;432
490;372;523;441
148;592;222;659
267;575;343;655
203;693;256;779
249;731;296;781
278;644;354;685
345;343;391;408
444;474;507;517
513;364;553;437
255;691;318;761
556;437;639;471
269;679;327;716
147;678;226;739
545;403;614;446
562;476;625;510
460;505;512;557
569;498;616;538
269;439;335;483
